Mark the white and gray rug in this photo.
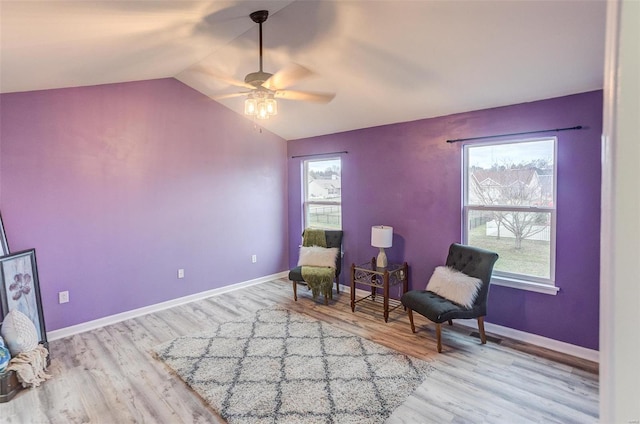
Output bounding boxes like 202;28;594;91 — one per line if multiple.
154;308;433;424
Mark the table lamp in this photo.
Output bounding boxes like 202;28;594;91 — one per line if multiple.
371;225;393;268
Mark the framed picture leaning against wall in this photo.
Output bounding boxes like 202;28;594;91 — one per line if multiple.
0;211;9;256
0;249;47;345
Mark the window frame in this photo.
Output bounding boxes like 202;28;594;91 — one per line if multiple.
303;157;342;231
462;137;559;295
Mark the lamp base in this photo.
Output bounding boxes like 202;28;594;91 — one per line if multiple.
376;248;388;268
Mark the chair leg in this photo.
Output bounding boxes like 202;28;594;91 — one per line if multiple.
407;309;416;333
335;277;340;294
448;319;453;326
292;281;298;301
478;316;487;344
436;323;442;353
324;294;328;305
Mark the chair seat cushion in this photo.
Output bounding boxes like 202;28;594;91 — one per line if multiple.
401;290;480;323
290;266;336;284
289;266;303;282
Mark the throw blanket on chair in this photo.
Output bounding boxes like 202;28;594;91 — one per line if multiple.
301;229;334;299
301;265;335;299
303;228;327;247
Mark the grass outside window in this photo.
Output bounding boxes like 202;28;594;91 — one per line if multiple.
468;223;551;279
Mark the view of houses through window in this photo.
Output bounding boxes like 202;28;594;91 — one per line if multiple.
463;138;556;284
303;158;342;230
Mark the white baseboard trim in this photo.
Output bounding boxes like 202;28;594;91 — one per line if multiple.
47;271;289;341
338;285;598;363
49;276;599;364
456;319;599;363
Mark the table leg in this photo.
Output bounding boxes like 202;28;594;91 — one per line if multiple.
370;256;377;300
403;262;409;310
350;263;356;312
383;270;390;322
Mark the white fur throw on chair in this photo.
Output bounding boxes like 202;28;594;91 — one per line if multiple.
426;266;482;309
297;246;339;268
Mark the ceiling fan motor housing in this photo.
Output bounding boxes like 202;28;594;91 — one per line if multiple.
244;71;274;88
250;10;269;24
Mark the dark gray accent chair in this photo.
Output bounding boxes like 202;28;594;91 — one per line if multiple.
289;230;343;305
401;243;499;353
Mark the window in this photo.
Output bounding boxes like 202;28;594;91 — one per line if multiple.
463;138;558;294
303;158;342;230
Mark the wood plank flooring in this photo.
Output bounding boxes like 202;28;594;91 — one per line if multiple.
0;279;599;423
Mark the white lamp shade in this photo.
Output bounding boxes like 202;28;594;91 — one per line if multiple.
371;225;393;248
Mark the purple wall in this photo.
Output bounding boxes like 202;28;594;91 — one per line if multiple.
0;80;601;350
0;78;289;331
287;91;602;350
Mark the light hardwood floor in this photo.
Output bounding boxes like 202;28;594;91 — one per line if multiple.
1;279;599;423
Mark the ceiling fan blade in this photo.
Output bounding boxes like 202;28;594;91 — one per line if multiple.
275;90;336;103
213;92;250;100
192;66;255;90
263;63;314;90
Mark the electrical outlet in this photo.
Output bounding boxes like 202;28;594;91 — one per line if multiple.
178;269;185;279
251;254;257;263
58;291;69;304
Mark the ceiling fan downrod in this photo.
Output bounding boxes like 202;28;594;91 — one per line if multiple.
243;10;273;88
250;10;269;73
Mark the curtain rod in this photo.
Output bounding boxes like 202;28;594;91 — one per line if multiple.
446;125;583;143
290;151;348;159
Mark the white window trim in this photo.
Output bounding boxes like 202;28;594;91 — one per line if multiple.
462;137;558;294
491;276;560;295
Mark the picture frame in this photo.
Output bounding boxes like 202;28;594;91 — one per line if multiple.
0;211;8;257
0;249;47;345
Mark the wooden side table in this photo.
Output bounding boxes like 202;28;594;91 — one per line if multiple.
350;258;409;322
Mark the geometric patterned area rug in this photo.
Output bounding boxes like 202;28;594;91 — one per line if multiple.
153;308;433;424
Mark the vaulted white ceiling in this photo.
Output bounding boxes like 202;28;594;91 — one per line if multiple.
0;1;606;140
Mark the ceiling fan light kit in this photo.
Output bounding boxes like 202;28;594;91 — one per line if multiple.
212;10;334;120
244;92;277;119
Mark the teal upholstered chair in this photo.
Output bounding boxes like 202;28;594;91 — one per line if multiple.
401;243;499;352
289;230;343;305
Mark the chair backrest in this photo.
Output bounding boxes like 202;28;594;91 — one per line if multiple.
324;230;343;276
445;243;499;314
302;229;344;276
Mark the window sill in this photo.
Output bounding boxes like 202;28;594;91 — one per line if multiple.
491;277;559;295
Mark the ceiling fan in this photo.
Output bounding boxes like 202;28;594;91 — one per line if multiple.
212;10;335;120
